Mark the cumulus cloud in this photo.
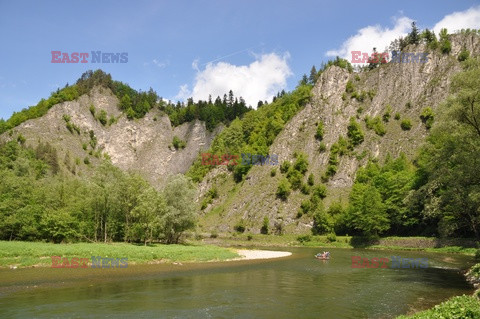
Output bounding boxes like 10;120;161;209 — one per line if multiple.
326;6;480;62
175;53;292;107
433;6;480;34
326;16;412;60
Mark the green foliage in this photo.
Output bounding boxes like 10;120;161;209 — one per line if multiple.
276;178;291;200
318;142;327;152
383;105;392;122
83;156;90;165
345;80;355;94
420;107;435;129
439;28;451;54
261;217;269;234
234;219;246;233
347;117;364;146
172;136;186;150
97;110;107;126
307;173;315;186
186;84;312;183
270;168;277;177
315;121;324;140
365;116;386;136
326;232;337;242
409;58;480;238
297;234;312;243
401;119;412;130
396;295;480;319
292;152;309;175
421;28;438;50
394;112;401;120
458;48;470;62
89;104;96;116
280;161;291;174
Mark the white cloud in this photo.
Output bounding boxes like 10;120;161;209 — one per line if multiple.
326;16;412;60
176;53;292;107
433;6;480;34
326;6;480;63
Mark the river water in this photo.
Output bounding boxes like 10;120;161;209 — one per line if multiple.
0;247;474;318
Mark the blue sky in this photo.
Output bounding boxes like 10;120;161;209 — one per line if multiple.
0;0;479;120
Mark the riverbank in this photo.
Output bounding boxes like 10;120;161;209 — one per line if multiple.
0;241;295;268
198;233;478;256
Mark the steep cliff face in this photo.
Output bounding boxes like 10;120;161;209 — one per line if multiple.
1;87;219;187
197;34;480;234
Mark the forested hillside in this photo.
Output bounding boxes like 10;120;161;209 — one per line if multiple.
0;28;479;243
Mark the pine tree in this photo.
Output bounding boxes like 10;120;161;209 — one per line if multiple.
409;22;420;45
309;66;318;84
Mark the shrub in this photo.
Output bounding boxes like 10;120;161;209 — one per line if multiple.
234;219;246;233
247;234;253;241
315;122;324;140
276;178;291;200
319;142;327;152
89;104;96;116
280;161;291;174
293;152;309;175
401;119;412;130
270;168;277;177
307;173;315;186
297;234;312;243
172;136;186;149
383;105;392;122
365;116;386;136
287;169;303;190
300;200;312;215
327;232;337;242
63;114;71;122
458;48;470;62
312;184;327;199
261;217;269;234
347;117;364;146
420;107;434;129
300;183;310;195
345;80;355;93
210;231;218;238
83;156;90;165
98;110;107;126
394;113;401;120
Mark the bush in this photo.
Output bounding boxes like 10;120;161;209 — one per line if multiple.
345;80;355;93
83;156;90;165
420;107;434;129
210;231;218;238
458;48;470;62
261;217;269;234
315;122;324;141
270;168;277;177
172;136;186;150
234;219;246;233
394;113;401;120
319;142;327;152
300;200;312;215
276;178;291;200
98;110;107;126
297;234;312;243
327;232;337;242
401;119;412;130
347;117;364;146
89;104;96;116
280;161;291;174
383;105;392;122
307;173;315;186
365;116;386;136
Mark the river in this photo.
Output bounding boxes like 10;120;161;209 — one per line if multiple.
0;247;474;318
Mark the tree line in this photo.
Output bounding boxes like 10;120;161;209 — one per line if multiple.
0;140;196;244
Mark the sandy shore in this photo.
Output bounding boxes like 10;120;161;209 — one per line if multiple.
235;249;292;260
